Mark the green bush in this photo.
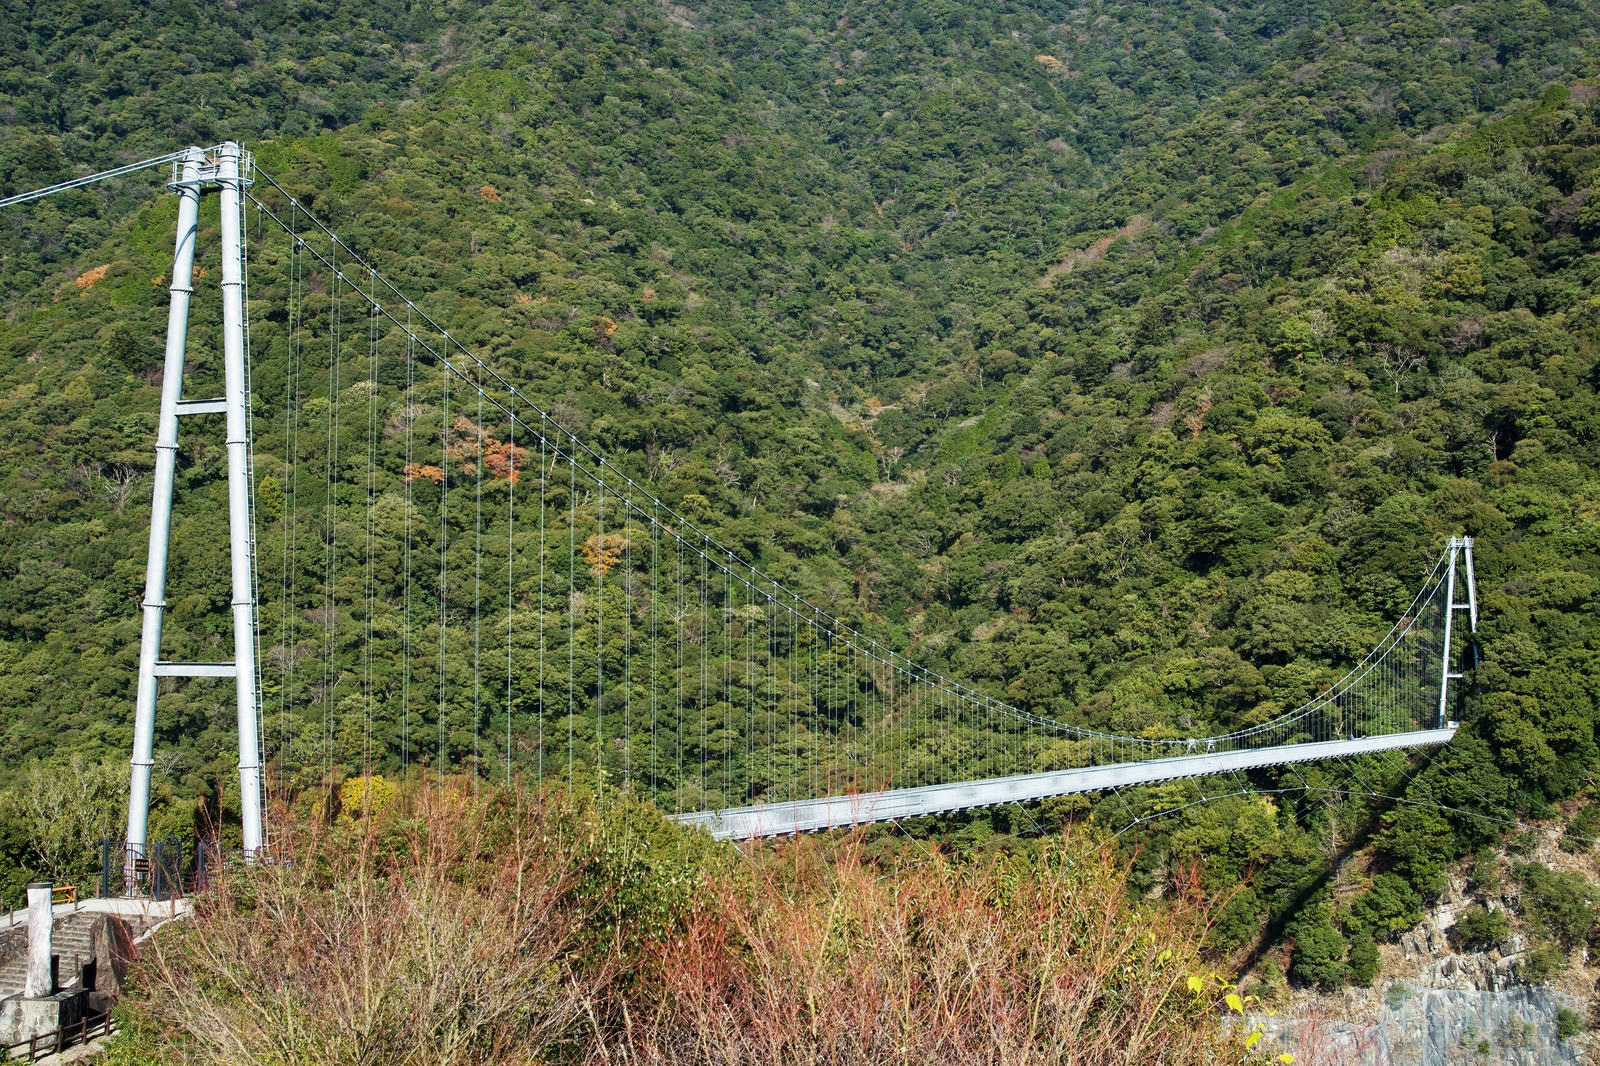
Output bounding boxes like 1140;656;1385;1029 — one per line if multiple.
1556;1007;1583;1039
1513;863;1598;947
1343;873;1423;937
1288;902;1349;989
1450;905;1510;950
1347;933;1380;987
1559;807;1600;853
1516;944;1569;982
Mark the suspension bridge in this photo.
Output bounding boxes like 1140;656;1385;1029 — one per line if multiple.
1;143;1479;855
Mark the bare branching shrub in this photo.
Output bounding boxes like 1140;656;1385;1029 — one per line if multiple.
616;834;1252;1066
113;795;1251;1066
1260;1002;1394;1066
118;785;610;1066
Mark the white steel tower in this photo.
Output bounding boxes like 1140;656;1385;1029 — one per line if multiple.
125;143;264;877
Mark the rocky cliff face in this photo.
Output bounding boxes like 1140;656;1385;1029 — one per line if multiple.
1256;985;1585;1065
1383;985;1579;1065
1254;877;1595;1065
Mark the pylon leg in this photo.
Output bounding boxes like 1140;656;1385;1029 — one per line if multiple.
218;143;264;856
125;147;206;885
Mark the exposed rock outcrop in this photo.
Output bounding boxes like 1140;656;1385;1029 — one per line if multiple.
1254;985;1584;1065
1253;870;1594;1065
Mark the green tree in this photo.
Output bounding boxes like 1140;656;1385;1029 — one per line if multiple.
1288;900;1349;990
18;756;124;885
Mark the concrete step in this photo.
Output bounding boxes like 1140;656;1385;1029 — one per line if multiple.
0;949;92;973
0;940;96;963
0;946;96;967
0;916;106;996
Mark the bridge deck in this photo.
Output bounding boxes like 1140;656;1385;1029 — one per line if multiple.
675;728;1456;840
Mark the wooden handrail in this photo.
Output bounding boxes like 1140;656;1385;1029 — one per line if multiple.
4;1010;114;1062
50;884;77;905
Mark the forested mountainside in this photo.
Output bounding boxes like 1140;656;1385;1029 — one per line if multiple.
2;0;1600;994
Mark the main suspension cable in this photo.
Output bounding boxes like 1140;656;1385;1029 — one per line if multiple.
0;148;200;209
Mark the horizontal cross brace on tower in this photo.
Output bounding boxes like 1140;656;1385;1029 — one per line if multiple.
174;398;228;416
152;662;238;678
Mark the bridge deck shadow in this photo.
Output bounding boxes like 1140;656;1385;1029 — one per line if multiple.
1227;739;1450;977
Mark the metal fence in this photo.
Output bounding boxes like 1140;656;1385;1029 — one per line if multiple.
98;836;191;900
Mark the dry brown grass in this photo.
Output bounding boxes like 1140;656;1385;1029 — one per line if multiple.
114;787;1254;1066
120;785;608;1065
613;835;1252;1066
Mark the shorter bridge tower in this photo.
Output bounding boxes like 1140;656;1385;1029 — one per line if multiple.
1437;535;1478;729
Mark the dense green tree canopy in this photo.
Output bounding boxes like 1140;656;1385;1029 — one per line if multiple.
2;0;1598;987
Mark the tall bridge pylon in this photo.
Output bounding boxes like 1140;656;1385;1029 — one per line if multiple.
125;143;264;862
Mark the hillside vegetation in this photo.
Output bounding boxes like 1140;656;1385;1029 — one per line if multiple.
105;783;1258;1066
1;0;1599;995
